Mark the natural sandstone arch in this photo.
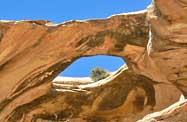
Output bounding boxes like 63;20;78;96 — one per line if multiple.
0;0;187;122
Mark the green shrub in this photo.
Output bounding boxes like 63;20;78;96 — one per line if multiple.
90;67;110;82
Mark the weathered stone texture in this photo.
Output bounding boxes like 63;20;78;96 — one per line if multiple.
0;0;187;122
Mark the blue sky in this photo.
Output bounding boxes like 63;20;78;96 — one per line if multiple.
61;55;125;77
0;0;151;77
0;0;151;23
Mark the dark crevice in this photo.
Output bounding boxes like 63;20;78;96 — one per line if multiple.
75;30;106;48
0;32;3;42
31;28;49;48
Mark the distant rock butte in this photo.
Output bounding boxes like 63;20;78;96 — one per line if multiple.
0;0;187;122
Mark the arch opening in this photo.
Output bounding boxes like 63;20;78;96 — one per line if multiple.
53;55;125;81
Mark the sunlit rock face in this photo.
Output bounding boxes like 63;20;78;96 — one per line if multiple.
138;96;187;122
0;0;187;122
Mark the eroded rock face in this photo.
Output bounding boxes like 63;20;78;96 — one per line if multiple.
138;96;187;122
0;0;187;122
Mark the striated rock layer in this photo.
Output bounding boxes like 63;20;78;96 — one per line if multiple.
138;96;187;122
0;0;187;122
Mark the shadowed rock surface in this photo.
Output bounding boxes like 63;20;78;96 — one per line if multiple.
0;0;187;122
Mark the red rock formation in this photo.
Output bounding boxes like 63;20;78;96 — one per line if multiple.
0;0;187;122
138;96;187;122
